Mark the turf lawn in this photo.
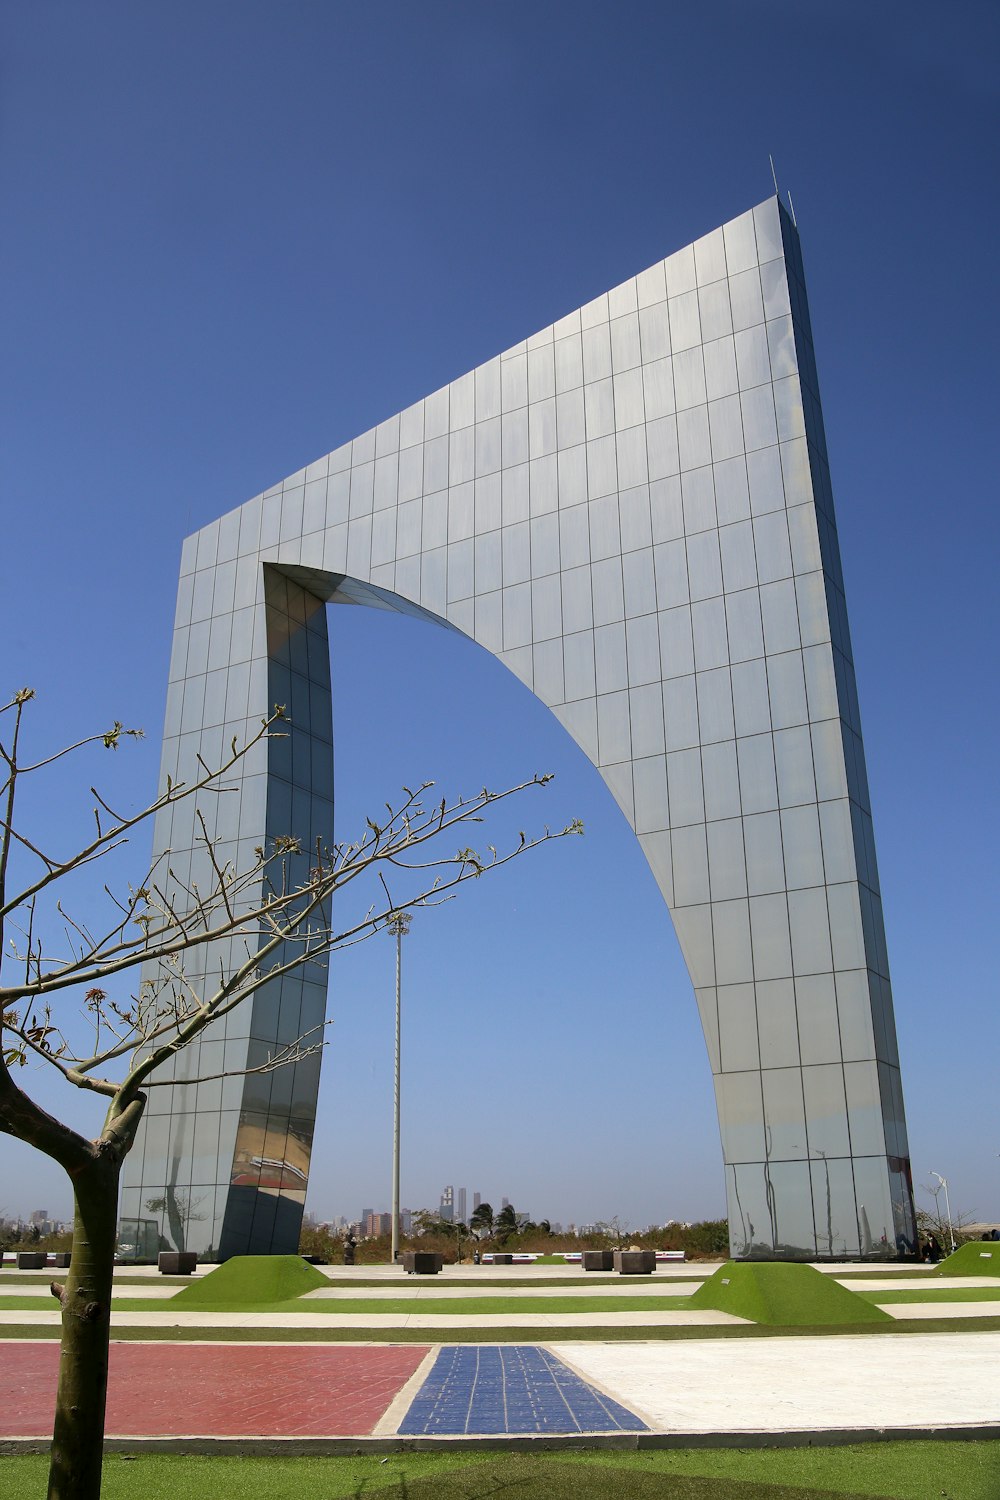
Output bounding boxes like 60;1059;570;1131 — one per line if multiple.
4;1285;999;1316
5;1443;999;1499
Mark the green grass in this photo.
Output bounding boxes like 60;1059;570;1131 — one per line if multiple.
3;1283;999;1320
0;1293;687;1315
4;1442;998;1499
170;1254;329;1306
937;1242;1000;1277
123;1292;697;1315
690;1263;890;1326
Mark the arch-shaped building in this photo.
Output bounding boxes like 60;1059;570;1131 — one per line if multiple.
120;197;915;1261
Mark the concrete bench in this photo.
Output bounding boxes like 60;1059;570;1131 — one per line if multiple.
581;1250;614;1271
157;1251;197;1275
402;1251;443;1275
16;1252;47;1270
613;1250;656;1275
52;1252;72;1268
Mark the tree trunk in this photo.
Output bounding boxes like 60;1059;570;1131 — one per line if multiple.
47;1154;121;1500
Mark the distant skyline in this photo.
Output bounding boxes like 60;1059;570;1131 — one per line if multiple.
1;2;997;1233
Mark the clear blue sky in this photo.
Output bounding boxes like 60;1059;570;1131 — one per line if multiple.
2;1;997;1232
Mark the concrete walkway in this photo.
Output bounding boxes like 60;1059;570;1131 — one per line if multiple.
554;1332;1000;1434
5;1332;999;1446
0;1308;748;1329
5;1296;1000;1328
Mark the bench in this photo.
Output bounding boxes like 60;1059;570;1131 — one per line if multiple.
157;1251;197;1275
581;1250;614;1271
613;1250;656;1275
402;1251;443;1275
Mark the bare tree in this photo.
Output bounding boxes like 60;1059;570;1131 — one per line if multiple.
0;688;579;1500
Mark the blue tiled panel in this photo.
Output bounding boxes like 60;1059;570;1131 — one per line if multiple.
399;1345;647;1435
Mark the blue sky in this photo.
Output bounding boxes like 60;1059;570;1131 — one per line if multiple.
1;1;997;1232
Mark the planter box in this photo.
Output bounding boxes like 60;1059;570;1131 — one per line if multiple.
491;1253;514;1265
52;1253;72;1268
581;1250;614;1271
402;1252;442;1275
157;1251;197;1275
613;1250;656;1275
16;1252;47;1270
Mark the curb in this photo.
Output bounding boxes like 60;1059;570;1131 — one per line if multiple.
4;1423;999;1457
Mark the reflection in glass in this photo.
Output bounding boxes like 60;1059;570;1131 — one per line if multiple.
726;1162;773;1257
810;1155;859;1257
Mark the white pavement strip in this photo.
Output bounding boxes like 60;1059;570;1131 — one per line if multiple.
882;1303;1000;1319
551;1333;1000;1433
298;1284;704;1300
845;1277;1000;1291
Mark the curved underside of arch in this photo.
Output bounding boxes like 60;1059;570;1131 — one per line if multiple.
120;197;915;1262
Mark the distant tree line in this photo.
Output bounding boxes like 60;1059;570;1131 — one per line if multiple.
299;1207;731;1263
0;1221;73;1253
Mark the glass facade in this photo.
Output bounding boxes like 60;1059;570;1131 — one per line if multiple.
120;197;915;1261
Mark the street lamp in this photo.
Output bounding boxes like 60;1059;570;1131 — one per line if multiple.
929;1170;955;1254
387;911;411;1263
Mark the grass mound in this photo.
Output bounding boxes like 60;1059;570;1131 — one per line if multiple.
171;1254;328;1306
688;1261;890;1326
936;1240;1000;1276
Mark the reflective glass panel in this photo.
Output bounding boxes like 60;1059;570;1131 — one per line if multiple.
707;818;748;901
718;983;759;1071
715;1075;766;1165
762;1072;808;1163
750;893;793;981
701;739;742;821
726;1163;773;1257
756;978;799;1068
670;822;712;908
768;1161;816;1255
801;1064;851;1158
743;812;785;895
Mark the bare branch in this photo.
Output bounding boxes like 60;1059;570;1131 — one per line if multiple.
143;1021;333;1087
0;711;275;923
1;692;579;1204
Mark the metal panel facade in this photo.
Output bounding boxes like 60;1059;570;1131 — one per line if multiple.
120;198;915;1260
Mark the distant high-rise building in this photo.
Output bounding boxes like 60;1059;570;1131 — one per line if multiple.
456;1187;467;1223
501;1196;510;1211
473;1191;481;1212
439;1185;454;1222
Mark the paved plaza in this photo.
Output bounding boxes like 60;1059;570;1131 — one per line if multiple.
5;1331;999;1444
3;1260;999;1448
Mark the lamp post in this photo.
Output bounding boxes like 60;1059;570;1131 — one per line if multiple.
387;911;411;1263
929;1170;955;1254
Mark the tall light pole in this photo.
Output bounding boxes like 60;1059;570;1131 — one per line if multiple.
930;1170;955;1254
387;911;411;1263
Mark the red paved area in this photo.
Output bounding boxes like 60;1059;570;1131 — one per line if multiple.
3;1341;430;1438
